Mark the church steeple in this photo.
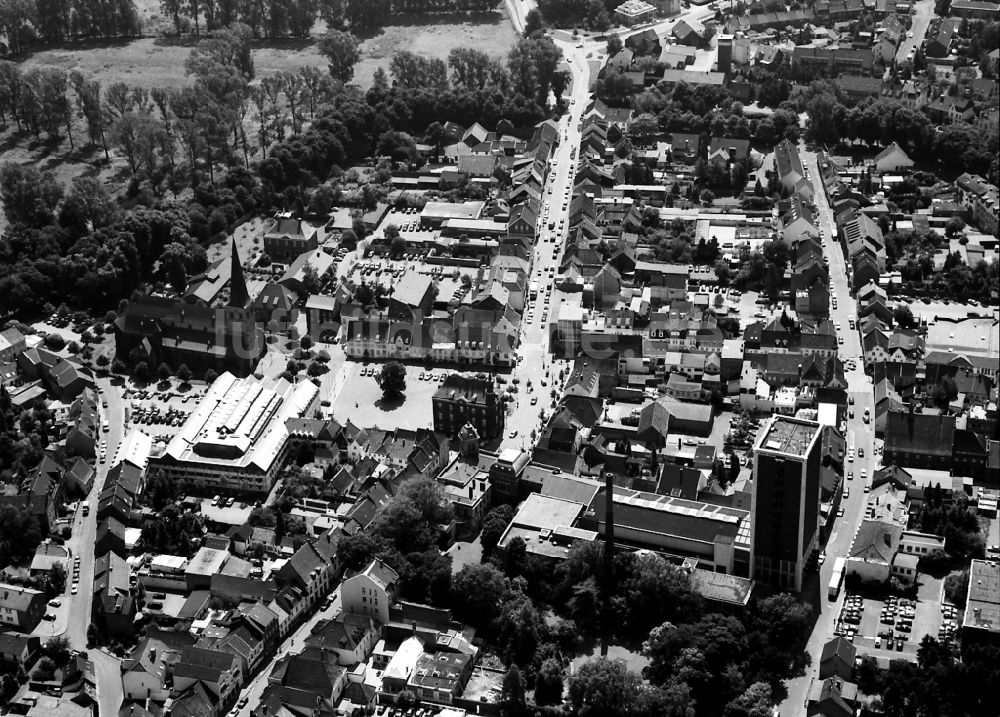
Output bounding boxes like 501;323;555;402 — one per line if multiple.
229;238;250;309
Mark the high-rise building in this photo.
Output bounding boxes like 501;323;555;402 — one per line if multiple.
751;416;823;591
717;34;734;75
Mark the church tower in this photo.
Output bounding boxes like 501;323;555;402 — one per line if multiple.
224;239;260;371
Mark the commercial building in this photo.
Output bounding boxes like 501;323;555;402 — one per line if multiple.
432;376;504;440
585;485;752;575
751;416;824;591
614;0;657;25
154;372;319;495
962;559;1000;649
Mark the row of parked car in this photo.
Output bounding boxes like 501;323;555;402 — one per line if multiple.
131;404;191;427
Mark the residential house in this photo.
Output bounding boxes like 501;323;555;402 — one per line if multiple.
807;676;859;717
341;558;399;625
172;645;243;706
304;612;379;666
874;142;914;173
0;583;46;631
819;637;856;681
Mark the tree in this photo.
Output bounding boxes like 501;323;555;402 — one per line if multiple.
535;657;565;705
389;236;407;259
620;552;703;637
398;548;452;605
248;506;277;527
568;658;645;717
451;562;507;627
317;30;361;83
523;8;543;37
929;377;959;410
157;361;172;381
724;682;774;717
749;593;812;681
0;163;64;228
855;655;883;694
480;504;515;555
133;361;151;383
59;177;116;237
44;636;72;666
177;364;192;383
944;568;970;607
500;664;527;717
372;477;452;552
340;228;358;250
377;361;406;399
31;657;57;682
945;216;966;237
893;304;915;329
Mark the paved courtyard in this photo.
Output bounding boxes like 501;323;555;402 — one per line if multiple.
330;361;453;431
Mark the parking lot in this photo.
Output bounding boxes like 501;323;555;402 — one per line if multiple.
124;383;206;443
836;575;948;663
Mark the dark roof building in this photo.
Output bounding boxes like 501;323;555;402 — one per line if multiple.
884;411;956;471
115;240;264;378
432;376;504;440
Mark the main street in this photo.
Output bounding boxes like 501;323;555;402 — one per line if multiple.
232;588;344;717
498;5;722;452
499;36;592;451
780;148;879;715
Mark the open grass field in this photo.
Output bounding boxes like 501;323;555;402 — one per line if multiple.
20;11;517;91
350;12;518;89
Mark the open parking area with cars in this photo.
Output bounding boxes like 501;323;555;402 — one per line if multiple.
835;576;947;663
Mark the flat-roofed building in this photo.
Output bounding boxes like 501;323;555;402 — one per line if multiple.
154;372;319;495
407;651;473;705
962;559;1000;650
420;201;484;226
751;416;824;591
615;0;657;25
584;486;751;575
498;493;594;561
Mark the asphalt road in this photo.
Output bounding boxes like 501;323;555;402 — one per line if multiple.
895;0;936;63
498;34;594;452
779;148;880;715
231;588;344;717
